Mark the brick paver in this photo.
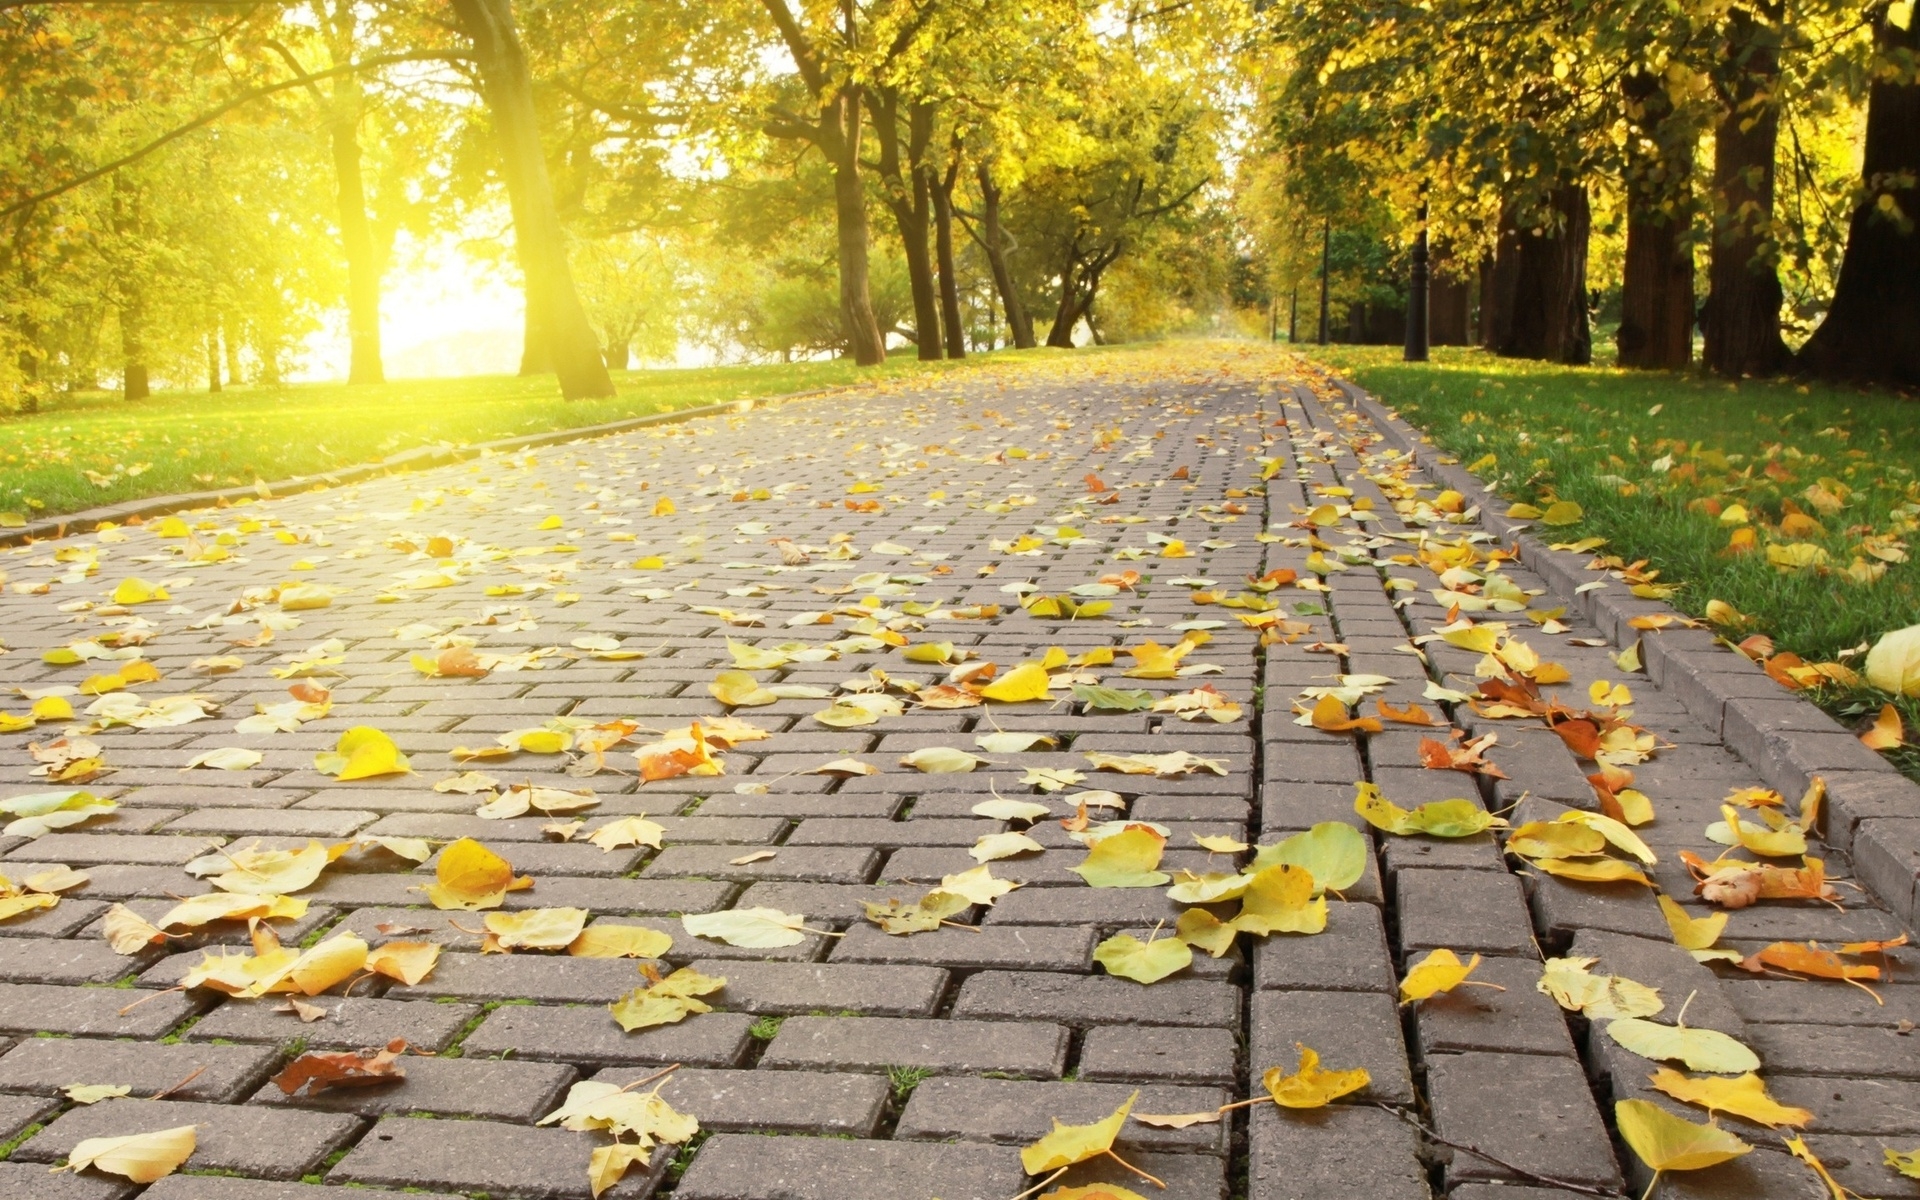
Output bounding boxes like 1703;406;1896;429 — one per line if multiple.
0;354;1913;1199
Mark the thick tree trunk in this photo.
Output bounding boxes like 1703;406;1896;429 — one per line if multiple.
1496;186;1592;364
1477;249;1500;349
1797;4;1920;386
1617;66;1696;369
450;0;614;398
206;328;222;393
975;162;1035;349
1430;242;1470;345
828;129;888;365
1046;256;1081;348
603;340;630;370
930;161;965;359
1703;3;1791;377
870;94;941;362
325;1;384;385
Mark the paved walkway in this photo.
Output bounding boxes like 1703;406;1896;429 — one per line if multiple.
0;352;1912;1200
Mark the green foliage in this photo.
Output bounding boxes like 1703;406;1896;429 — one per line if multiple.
1308;344;1920;663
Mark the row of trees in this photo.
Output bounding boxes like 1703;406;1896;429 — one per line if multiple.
1253;0;1919;386
0;0;1241;409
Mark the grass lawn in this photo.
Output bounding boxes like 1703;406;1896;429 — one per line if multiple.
1299;343;1920;778
0;354;989;523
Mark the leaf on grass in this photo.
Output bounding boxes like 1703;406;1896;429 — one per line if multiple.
1094;931;1193;984
681;907;809;948
56;1125;196;1183
271;1039;409;1096
1399;948;1483;1004
1020;1093;1136;1174
1262;1044;1370;1108
1615;1099;1752;1173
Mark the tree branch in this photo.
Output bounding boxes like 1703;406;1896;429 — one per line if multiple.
758;0;826;94
0;49;470;219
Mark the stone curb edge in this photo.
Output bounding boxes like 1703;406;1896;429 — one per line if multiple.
0;385;853;550
1334;378;1920;927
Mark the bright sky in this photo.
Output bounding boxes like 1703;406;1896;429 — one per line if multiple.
297;235;525;382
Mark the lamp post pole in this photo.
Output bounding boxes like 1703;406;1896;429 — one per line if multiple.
1405;193;1430;362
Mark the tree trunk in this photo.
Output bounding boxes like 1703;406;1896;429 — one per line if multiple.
974;161;1034;349
1477;249;1500;349
325;0;384;385
869;93;941;361
1496;186;1591;364
1617;66;1697;369
450;0;614;399
206;328;222;392
820;91;887;366
222;313;243;385
603;340;630;370
120;296;149;401
1430;242;1471;344
1046;251;1081;348
1703;3;1790;377
1797;3;1920;386
930;160;965;359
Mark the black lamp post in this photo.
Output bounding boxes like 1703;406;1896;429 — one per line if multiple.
1405;193;1430;362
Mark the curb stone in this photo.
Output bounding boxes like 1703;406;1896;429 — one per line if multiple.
1337;377;1920;926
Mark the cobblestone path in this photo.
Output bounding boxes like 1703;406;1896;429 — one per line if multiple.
0;353;1913;1200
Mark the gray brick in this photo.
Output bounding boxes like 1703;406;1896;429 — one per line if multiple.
142;1179;465;1200
1396;867;1538;956
1853;818;1920;923
896;1075;1229;1155
251;1054;576;1122
0;1037;278;1103
831;922;1093;972
1250;990;1414;1105
329;1114;665;1199
0;1161;136;1200
673;1134;1022;1200
3;834;222;866
952;970;1239;1029
187;996;479;1052
594;1066;888;1136
1567;929;1744;1035
394;953;655;1004
1767;1075;1920;1135
759;1015;1066;1078
1249;1103;1429;1200
1050;1149;1229;1199
0;982;194;1037
1079;1023;1238;1085
644;844;877;882
160;808;377;838
1427;1051;1622;1191
784;818;997;847
1253;900;1395;993
1414;954;1576;1057
1644;1148;1826;1198
14;1097;361;1181
460;1004;753;1069
0;937;153;985
736;881;971;924
980;885;1193;927
0;1092;56;1142
1746;1021;1920;1080
684;959;947;1016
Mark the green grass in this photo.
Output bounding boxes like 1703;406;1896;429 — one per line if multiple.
1299;344;1920;766
0;354;992;521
